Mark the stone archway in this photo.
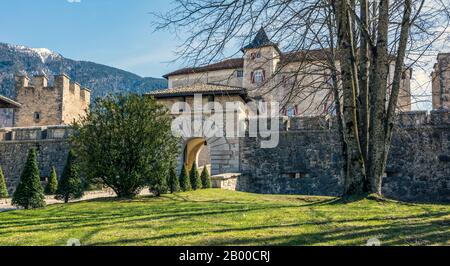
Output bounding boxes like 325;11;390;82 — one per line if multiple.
179;136;240;176
183;137;211;173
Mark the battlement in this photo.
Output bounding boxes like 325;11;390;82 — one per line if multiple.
15;74;91;103
13;74;90;127
0;125;72;142
245;110;450;133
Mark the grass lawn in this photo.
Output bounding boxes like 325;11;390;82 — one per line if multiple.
0;189;449;246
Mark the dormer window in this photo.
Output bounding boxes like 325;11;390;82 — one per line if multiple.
236;70;244;78
251;69;266;84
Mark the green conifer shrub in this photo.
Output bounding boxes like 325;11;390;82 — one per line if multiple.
201;167;212;189
44;167;58;195
168;167;180;193
55;150;84;203
12;149;45;209
189;162;202;190
0;167;9;199
179;164;191;191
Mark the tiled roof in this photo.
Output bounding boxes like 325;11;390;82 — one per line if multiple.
147;83;249;100
0;95;21;108
280;49;331;64
163;49;330;78
163;58;244;79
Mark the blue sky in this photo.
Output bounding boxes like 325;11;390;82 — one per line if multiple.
0;0;440;110
0;0;181;78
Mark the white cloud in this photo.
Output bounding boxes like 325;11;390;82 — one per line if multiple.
67;0;81;3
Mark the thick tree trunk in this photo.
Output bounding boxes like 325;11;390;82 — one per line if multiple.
334;0;366;195
368;0;390;195
358;0;370;168
326;9;348;183
382;0;412;182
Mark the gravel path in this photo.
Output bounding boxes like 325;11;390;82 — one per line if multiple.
0;189;152;213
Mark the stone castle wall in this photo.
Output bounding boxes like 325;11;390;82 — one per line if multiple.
238;111;450;203
0;126;71;194
1;110;449;203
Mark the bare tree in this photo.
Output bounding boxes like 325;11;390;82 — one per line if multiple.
154;0;450;196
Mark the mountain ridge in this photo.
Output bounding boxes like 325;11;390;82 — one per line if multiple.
0;42;167;99
0;42;168;127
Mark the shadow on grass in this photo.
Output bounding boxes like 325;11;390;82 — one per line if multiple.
87;213;450;246
1;191;448;246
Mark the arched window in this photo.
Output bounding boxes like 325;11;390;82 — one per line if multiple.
251;69;266;84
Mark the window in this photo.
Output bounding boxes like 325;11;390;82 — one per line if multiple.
286;106;296;117
236;70;244;78
252;69;265;84
385;171;400;178
250;52;261;60
283;172;308;179
33;112;41;122
207;95;215;103
179;97;187;112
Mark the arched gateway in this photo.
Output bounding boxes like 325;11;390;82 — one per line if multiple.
147;84;248;176
180;136;239;175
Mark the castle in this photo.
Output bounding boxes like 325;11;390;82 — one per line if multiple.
0;30;448;202
12;74;90;127
163;28;412;115
0;74;89;194
147;29;448;202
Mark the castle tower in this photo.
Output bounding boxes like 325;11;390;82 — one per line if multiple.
242;28;281;99
431;53;450;110
13;73;90;127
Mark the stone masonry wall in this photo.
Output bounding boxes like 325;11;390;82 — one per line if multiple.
238;121;344;196
0;126;71;194
1;111;449;203
13;74;90;127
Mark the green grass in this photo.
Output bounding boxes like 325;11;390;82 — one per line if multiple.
0;189;449;246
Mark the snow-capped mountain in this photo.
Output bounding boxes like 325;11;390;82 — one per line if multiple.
0;42;167;99
4;44;63;64
0;42;168;127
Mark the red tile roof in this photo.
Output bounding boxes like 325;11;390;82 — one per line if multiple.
163;58;244;79
147;83;250;102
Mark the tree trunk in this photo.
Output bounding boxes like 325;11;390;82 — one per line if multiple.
334;0;366;195
382;0;412;184
326;8;348;185
358;0;370;168
368;0;390;195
